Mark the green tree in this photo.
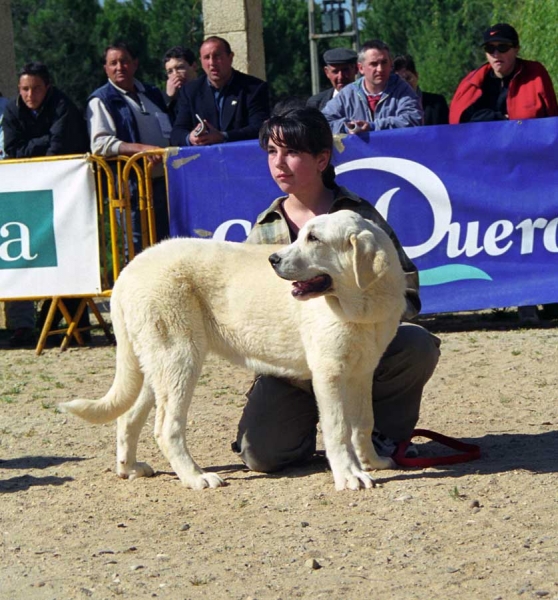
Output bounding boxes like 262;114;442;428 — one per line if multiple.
513;0;558;88
11;0;204;107
12;0;554;113
408;0;494;99
11;0;101;110
359;0;501;99
359;0;424;56
144;0;204;88
262;0;312;104
92;0;150;80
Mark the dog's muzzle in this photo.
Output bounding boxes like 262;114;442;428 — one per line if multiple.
269;253;332;298
268;252;281;269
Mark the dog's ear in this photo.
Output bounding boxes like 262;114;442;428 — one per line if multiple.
350;231;390;289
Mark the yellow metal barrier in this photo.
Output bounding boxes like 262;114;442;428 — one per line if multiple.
121;149;168;250
1;150;167;354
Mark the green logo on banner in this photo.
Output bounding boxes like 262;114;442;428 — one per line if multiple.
0;190;58;269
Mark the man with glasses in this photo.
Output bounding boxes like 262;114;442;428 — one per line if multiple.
450;23;558;123
450;23;558;323
162;46;198;121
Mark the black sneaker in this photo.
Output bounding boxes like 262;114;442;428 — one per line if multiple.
518;305;539;325
9;328;37;348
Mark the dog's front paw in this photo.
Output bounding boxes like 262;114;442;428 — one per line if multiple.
184;472;226;490
360;455;396;471
333;467;376;491
117;461;154;480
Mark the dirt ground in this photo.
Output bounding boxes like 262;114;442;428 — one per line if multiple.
1;308;557;600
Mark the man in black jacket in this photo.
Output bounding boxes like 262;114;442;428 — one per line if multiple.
2;62;90;347
170;36;270;147
3;63;89;158
307;48;358;111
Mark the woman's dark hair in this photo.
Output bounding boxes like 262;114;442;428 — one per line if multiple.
393;54;417;75
259;101;336;188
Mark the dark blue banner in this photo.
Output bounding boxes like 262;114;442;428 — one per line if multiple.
166;118;558;314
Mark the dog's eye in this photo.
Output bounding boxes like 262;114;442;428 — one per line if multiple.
307;233;319;243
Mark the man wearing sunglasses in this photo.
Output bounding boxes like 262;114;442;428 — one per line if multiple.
449;23;558;124
450;24;558;322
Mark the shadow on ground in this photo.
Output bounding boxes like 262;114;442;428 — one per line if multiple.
0;455;86;470
416;307;558;334
0;456;86;493
0;474;74;493
214;429;558;485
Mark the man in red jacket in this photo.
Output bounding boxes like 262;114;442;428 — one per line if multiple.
450;23;558;323
449;23;558;124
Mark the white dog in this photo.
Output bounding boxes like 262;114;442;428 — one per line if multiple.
60;210;406;491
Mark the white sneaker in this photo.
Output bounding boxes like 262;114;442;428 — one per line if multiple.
372;431;418;458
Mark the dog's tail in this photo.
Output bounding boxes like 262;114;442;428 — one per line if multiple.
59;298;143;424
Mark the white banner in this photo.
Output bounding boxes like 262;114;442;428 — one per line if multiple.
0;157;101;299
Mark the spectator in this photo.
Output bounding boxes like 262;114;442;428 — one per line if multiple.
449;23;558;124
307;47;358;110
0;91;9;159
393;54;449;125
3;63;89;158
2;62;91;348
450;23;558;323
322;39;423;134
232;103;440;471
170;36;270;147
87;41;171;245
162;46;198;122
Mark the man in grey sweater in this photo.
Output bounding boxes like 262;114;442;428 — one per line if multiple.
322;39;422;134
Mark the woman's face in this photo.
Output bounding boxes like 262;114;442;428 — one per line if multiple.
266;136;330;195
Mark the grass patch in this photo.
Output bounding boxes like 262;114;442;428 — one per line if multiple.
449;486;465;500
189;575;215;586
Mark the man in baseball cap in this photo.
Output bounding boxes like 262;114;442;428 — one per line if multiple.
482;23;519;47
307;47;358;110
450;22;558;324
450;23;557;124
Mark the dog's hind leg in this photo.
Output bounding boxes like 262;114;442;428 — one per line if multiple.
116;383;156;479
150;343;225;490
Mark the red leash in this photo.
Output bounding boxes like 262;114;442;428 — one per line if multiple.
393;428;481;468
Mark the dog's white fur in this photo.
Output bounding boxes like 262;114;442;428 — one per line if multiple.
60;210;406;491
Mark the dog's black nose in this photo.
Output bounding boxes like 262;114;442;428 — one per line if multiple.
268;253;281;266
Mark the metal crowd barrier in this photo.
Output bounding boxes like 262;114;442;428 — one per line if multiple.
0;150;167;354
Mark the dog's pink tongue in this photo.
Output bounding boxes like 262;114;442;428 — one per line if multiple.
292;281;307;297
291;275;330;297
